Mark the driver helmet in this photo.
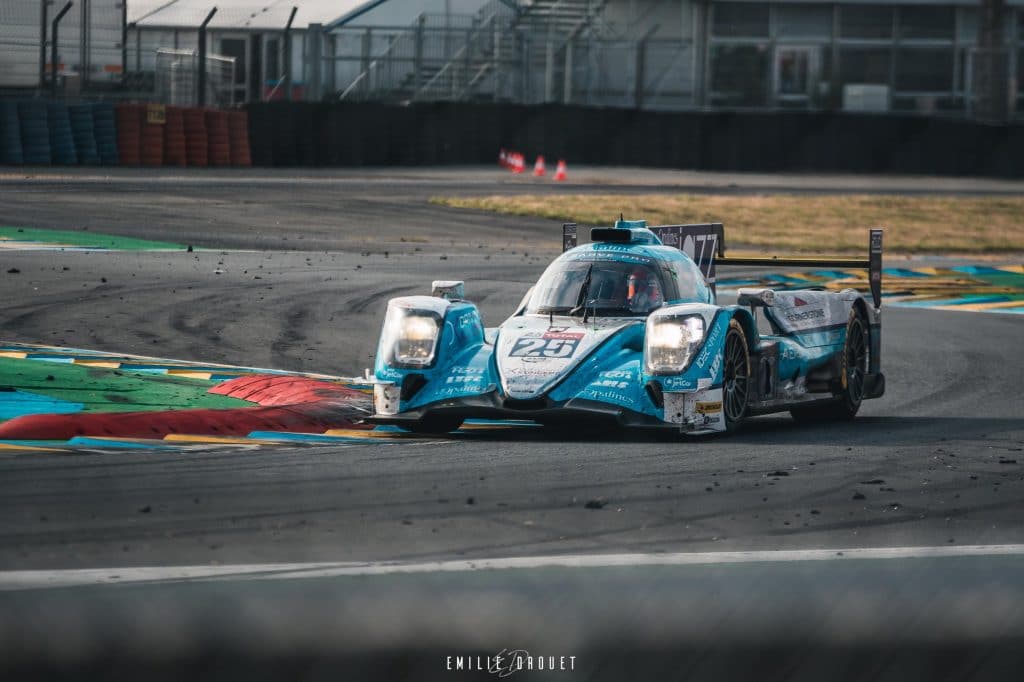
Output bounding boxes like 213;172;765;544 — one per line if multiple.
627;267;662;309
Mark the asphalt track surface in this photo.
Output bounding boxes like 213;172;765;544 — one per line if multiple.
2;167;1024;680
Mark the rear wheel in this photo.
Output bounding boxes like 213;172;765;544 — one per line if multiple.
790;308;868;422
405;416;464;435
722;320;751;432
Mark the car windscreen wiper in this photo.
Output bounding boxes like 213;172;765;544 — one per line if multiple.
568;264;593;318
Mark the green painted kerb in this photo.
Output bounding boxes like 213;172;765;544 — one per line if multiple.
0;226;186;251
0;358;251;414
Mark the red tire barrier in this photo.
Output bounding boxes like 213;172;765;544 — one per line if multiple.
115;103;142;166
139;114;164;167
206;110;231;167
164;106;187;167
182;107;208;167
227;110;252;167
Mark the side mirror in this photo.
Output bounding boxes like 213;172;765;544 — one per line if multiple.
431;280;465;300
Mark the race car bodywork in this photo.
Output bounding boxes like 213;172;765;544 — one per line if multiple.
369;220;885;435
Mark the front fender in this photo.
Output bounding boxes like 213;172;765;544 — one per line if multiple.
373;296;494;413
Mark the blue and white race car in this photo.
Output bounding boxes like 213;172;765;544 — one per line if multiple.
369;219;885;435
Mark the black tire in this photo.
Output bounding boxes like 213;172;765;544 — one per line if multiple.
790;308;869;422
722;319;751;432
405;416;464;435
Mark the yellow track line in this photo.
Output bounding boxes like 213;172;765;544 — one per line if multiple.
0;443;62;452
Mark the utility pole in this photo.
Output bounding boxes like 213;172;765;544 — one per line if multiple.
974;0;1008;122
283;6;297;101
40;0;49;92
80;0;89;90
197;7;217;107
51;1;73;98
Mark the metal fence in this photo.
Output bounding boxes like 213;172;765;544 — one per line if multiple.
154;49;235;108
0;0;125;92
327;23;696;108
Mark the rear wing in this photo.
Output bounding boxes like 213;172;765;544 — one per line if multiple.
562;222;883;309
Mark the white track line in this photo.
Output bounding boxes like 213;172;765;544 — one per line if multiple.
4;544;1024;591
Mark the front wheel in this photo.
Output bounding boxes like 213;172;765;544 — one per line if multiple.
722;319;751;432
791;308;868;422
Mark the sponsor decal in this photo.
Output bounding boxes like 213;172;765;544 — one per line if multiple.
695;401;722;414
509;336;581;358
709;352;722;380
583;388;632;404
592;379;629;390
449;366;486;375
446;375;484;385
793;296;809;307
784;308;825;323
662;375;695;390
543;330;585;340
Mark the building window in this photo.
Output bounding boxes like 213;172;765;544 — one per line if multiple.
220;38;247;85
895;48;954;91
774;4;833;40
840;5;894;40
897;47;950;90
711;44;770;106
899;7;955;41
839;47;892;86
712;3;769;38
266;38;280;81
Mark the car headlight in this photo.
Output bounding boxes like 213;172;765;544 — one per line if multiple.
644;314;705;375
381;307;442;368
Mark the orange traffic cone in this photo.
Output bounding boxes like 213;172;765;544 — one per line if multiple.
533;155;546;176
513;152;525;174
553;159;567;181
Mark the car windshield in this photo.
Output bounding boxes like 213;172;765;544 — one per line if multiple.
527;259;666;316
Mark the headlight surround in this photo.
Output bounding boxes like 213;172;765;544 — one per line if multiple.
381;306;443;368
644;314;706;375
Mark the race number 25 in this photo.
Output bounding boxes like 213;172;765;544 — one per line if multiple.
509;337;580;358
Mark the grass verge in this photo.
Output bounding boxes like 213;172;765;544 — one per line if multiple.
430;194;1024;253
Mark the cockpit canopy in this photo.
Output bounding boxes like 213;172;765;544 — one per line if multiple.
526;253;710;317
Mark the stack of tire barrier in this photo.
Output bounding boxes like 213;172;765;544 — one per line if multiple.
17;101;51;165
183;107;208;166
115;103;141;165
0;101;24;165
68;103;100;164
140;106;164;166
206;109;231;166
91;102;118;165
163;106;187;166
227;110;251;166
48;102;78;165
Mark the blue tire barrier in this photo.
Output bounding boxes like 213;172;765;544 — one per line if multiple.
91;102;118;165
48;101;78;166
17;100;51;165
0;101;23;165
68;104;100;165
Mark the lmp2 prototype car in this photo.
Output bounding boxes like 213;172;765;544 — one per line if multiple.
369;219;885;435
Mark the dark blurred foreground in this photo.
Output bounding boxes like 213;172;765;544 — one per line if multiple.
3;554;1024;681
